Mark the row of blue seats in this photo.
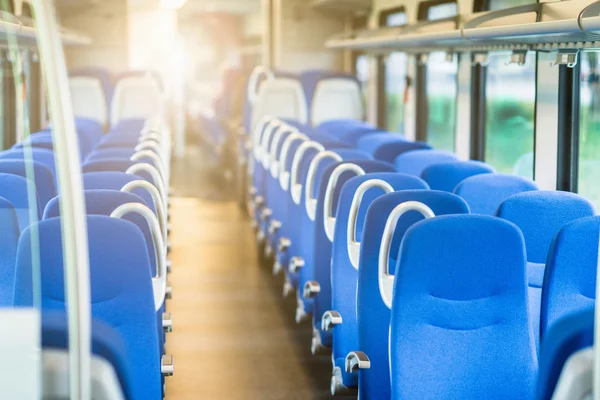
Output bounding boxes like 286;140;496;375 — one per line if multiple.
199;67;361;167
0;116;172;399
247;117;597;399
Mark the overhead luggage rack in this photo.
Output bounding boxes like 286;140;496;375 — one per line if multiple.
0;11;90;47
325;0;600;54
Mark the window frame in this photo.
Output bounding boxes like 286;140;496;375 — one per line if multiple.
377;6;408;130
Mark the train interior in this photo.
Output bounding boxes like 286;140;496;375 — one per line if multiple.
0;0;599;399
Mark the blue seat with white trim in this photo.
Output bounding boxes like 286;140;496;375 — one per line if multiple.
352;190;469;399
496;191;595;351
326;173;429;394
540;216;600;340
454;173;539;215
421;160;496;192
0;196;20;306
292;150;374;321
357;133;431;163
14;216;162;399
0;159;56;209
389;215;537;400
536;308;594;400
394;149;459;176
0;173;40;231
307;159;396;353
0;148;57;185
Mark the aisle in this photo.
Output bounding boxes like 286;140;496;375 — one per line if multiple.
164;196;333;399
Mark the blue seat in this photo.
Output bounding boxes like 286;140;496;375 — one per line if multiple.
0;197;20;306
536;308;594;400
275;140;325;287
14;216;161;399
421;160;496;192
44;190;156;276
394;149;459;176
96;134;140;150
42;311;133;399
389;215;537;399
328;173;429;391
540;216;600;340
318;120;379;146
0;159;56;209
292;149;374;298
73;117;105;145
0;148;57;185
85;148;135;163
357;133;431;163
16;131;93;160
454;173;539;215
274;140;354;286
0;173;40;231
308;159;396;352
355;190;469;399
496;191;595;351
82;158;136;174
82;171;156;214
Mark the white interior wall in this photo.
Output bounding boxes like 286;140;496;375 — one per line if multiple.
272;0;345;72
59;0;129;72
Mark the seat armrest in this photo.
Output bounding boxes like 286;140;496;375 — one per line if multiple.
345;351;370;373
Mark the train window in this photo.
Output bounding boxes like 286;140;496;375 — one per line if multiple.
487;0;538;10
418;0;458;20
579;51;600;208
420;1;458;151
380;8;407;132
427;53;457;151
484;51;536;178
356;54;370;106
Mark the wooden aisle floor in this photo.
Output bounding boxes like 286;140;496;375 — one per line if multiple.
165;148;334;399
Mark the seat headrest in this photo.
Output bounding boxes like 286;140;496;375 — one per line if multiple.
390;215;535;399
496;191;595;263
357;133;431;163
82;158;136;174
15;215;152;305
536;308;594;400
421;161;495;192
540;216;600;338
454;173;539;215
81;172;155;214
394;149;459;176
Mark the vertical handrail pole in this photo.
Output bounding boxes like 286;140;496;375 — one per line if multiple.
31;1;91;399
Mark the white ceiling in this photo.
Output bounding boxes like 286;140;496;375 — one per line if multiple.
55;0;260;14
181;0;261;15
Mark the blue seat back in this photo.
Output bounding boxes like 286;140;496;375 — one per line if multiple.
421;161;495;192
454;173;539;215
357;190;469;399
82;158;136;174
390;215;537;399
540;216;600;339
394;149;459;176
0;148;56;185
0;196;19;306
14;216;161;399
42;310;133;399
357;133;431;163
496;191;595;264
82;171;156;214
0;173;40;231
310;160;395;347
330;173;429;387
86;148;135;163
0;159;56;209
536;308;594;400
44;190;157;276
